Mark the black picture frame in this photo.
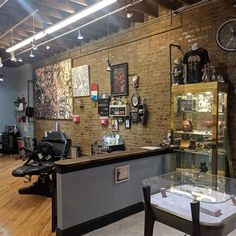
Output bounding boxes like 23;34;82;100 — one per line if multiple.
125;118;131;129
110;63;128;96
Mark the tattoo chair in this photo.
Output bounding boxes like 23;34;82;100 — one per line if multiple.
12;131;71;197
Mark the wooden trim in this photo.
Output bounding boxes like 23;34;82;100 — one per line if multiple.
55;149;173;174
56;203;144;236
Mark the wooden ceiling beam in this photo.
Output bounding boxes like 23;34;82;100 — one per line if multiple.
69;0;89;7
132;1;159;17
152;0;182;10
31;0;79;14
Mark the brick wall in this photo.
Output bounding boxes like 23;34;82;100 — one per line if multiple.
34;0;236;164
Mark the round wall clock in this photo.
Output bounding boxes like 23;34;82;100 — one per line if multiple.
131;95;139;107
216;18;236;52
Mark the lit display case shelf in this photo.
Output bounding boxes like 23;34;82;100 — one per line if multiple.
171;82;228;175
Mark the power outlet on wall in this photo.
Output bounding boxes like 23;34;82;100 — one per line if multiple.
115;165;130;184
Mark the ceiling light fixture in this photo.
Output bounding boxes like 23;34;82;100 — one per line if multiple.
0;0;8;8
6;0;117;53
0;74;4;82
46;45;50;50
106;60;112;72
0;57;3;67
29;49;35;58
10;51;16;61
77;29;84;40
18;57;23;62
126;9;133;19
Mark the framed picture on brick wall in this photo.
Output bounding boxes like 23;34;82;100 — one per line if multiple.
110;63;128;96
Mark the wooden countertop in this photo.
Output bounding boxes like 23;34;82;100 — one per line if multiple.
55;147;173;174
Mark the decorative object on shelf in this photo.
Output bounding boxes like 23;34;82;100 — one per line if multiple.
34;59;72;119
172;58;184;85
131;94;139;107
216;18;236;52
182;120;193;132
130;111;139;123
90;83;98;102
138;100;148;125
132;74;139;88
125;118;131;129
72;64;90;97
117;117;124;123
73;115;80;123
111;119;119;132
183;43;210;84
110;63;128;96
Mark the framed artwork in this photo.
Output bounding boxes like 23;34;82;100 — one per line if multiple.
130;111;139;123
72;65;90;97
111;119;119;132
110;63;128;96
34;59;72;120
125;118;131;129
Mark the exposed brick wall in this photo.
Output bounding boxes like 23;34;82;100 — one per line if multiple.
34;0;236;164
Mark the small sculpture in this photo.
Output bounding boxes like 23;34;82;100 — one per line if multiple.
172;58;184;85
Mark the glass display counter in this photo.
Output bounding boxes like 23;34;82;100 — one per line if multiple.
171;82;228;175
143;170;236;236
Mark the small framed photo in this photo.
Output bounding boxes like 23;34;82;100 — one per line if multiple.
111;119;119;131
125;118;131;129
110;63;128;96
130;111;139;123
115;165;130;183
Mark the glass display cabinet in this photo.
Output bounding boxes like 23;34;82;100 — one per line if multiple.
170;82;228;175
143;170;236;236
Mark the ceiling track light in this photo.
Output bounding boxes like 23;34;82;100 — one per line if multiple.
0;57;3;67
6;0;117;53
18;57;23;62
10;51;16;61
0;74;4;82
77;29;84;40
29;49;35;58
106;59;112;72
126;8;133;19
46;45;50;50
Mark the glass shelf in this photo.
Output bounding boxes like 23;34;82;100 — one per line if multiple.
143;170;236;204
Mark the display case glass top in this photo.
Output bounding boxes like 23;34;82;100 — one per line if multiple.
143;170;236;204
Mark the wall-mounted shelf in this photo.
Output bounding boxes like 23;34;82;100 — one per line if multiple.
109;105;130;117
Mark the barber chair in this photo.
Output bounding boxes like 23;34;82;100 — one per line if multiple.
12;131;71;197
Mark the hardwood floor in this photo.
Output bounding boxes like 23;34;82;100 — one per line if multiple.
0;154;55;236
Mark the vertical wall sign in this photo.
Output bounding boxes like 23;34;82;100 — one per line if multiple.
34;59;72;119
72;65;90;97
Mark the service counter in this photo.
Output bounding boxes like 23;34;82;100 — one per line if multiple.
54;147;175;236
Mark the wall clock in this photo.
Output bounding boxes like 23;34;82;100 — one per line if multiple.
216;18;236;52
131;95;139;107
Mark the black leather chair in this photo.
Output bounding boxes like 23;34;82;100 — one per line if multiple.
12;131;71;197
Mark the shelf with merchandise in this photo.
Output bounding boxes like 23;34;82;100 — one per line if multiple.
171;82;228;175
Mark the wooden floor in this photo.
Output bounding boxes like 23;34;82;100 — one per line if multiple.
0;154;55;236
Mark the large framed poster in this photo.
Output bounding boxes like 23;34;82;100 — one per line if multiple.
34;59;72;119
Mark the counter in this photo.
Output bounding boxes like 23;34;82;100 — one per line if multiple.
55;147;175;236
